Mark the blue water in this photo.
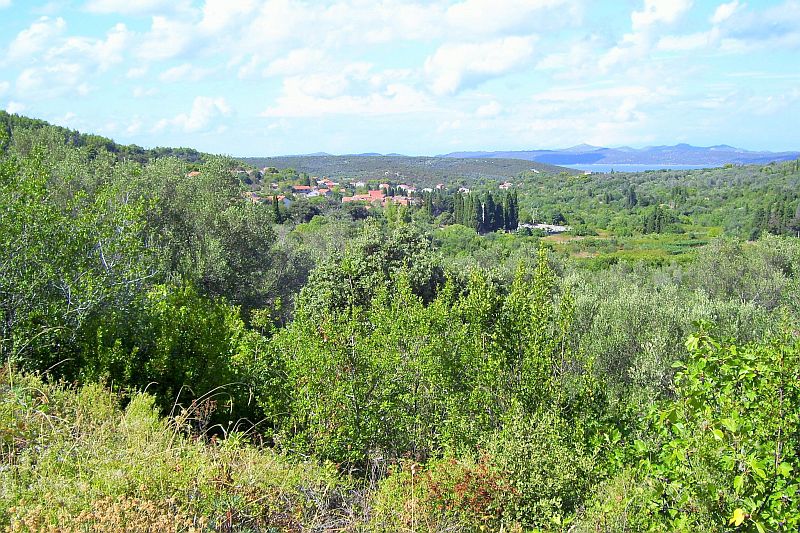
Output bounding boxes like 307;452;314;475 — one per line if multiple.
562;164;717;173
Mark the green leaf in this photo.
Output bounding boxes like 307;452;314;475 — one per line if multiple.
748;458;767;479
778;462;793;477
712;428;724;441
721;418;739;433
733;475;744;492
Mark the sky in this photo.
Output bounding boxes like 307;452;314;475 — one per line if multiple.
0;0;799;156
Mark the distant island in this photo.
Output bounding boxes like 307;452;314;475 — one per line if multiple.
441;143;800;166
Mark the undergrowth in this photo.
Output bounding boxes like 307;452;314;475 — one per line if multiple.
0;370;362;532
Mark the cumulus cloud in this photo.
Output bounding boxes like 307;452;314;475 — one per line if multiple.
425;36;537;95
657;28;719;51
45;22;132;71
475;100;502;117
125;116;143;134
265;48;328;77
198;0;259;34
132;86;157;98
6;16;66;62
631;0;693;30
655;0;800;54
720;0;800;50
445;0;577;36
0;0;11;8
261;64;434;117
136;16;196;61
262;83;433;117
83;0;186;15
5;101;26;114
126;66;148;79
155;96;232;133
16;63;90;98
159;63;215;83
711;0;741;24
599;0;693;71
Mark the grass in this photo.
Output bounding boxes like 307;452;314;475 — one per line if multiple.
546;226;715;269
1;369;361;531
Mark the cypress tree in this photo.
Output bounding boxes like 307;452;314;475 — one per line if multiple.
484;192;496;232
454;194;463;225
507;191;519;230
272;195;282;223
495;199;505;232
474;194;484;232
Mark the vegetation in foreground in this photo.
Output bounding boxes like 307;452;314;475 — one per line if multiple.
2;112;800;530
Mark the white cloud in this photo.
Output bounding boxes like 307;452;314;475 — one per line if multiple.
0;0;11;8
132;86;157;98
261;74;434;118
711;0;741;24
159;63;214;83
5;101;26;114
198;0;258;34
126;66;148;79
747;88;800;116
657;28;719;51
265;48;328;77
45;23;132;71
631;0;693;30
655;0;800;55
522;83;675;138
436;119;462;133
599;0;693;72
16;63;90;98
425;36;537;95
6;16;66;62
0;81;9;96
717;0;800;51
445;0;576;36
136;16;196;61
126;116;143;134
83;0;181;15
536;36;607;79
155;96;232;133
475;100;502;117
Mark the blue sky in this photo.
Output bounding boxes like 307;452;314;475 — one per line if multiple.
0;0;798;156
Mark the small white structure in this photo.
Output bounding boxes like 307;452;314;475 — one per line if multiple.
518;223;570;234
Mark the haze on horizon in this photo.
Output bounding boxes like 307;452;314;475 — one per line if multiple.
0;0;798;156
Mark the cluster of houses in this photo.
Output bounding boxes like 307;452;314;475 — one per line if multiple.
241;173;340;206
237;167;432;209
341;183;420;207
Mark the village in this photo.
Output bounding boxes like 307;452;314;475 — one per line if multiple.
237;166;444;209
230;166;569;234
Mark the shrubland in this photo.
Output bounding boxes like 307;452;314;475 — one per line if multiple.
2;112;800;530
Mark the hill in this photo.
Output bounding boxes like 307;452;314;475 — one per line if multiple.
0;110;206;164
240;154;576;184
443;143;800;166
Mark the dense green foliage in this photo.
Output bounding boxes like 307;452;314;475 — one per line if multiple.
3;115;800;530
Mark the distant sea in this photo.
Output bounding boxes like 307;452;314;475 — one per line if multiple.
562;164;716;173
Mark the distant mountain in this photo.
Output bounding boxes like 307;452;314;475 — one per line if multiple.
441;144;800;166
240;155;576;184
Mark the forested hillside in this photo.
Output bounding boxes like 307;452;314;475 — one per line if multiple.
3;115;800;531
241;154;573;184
